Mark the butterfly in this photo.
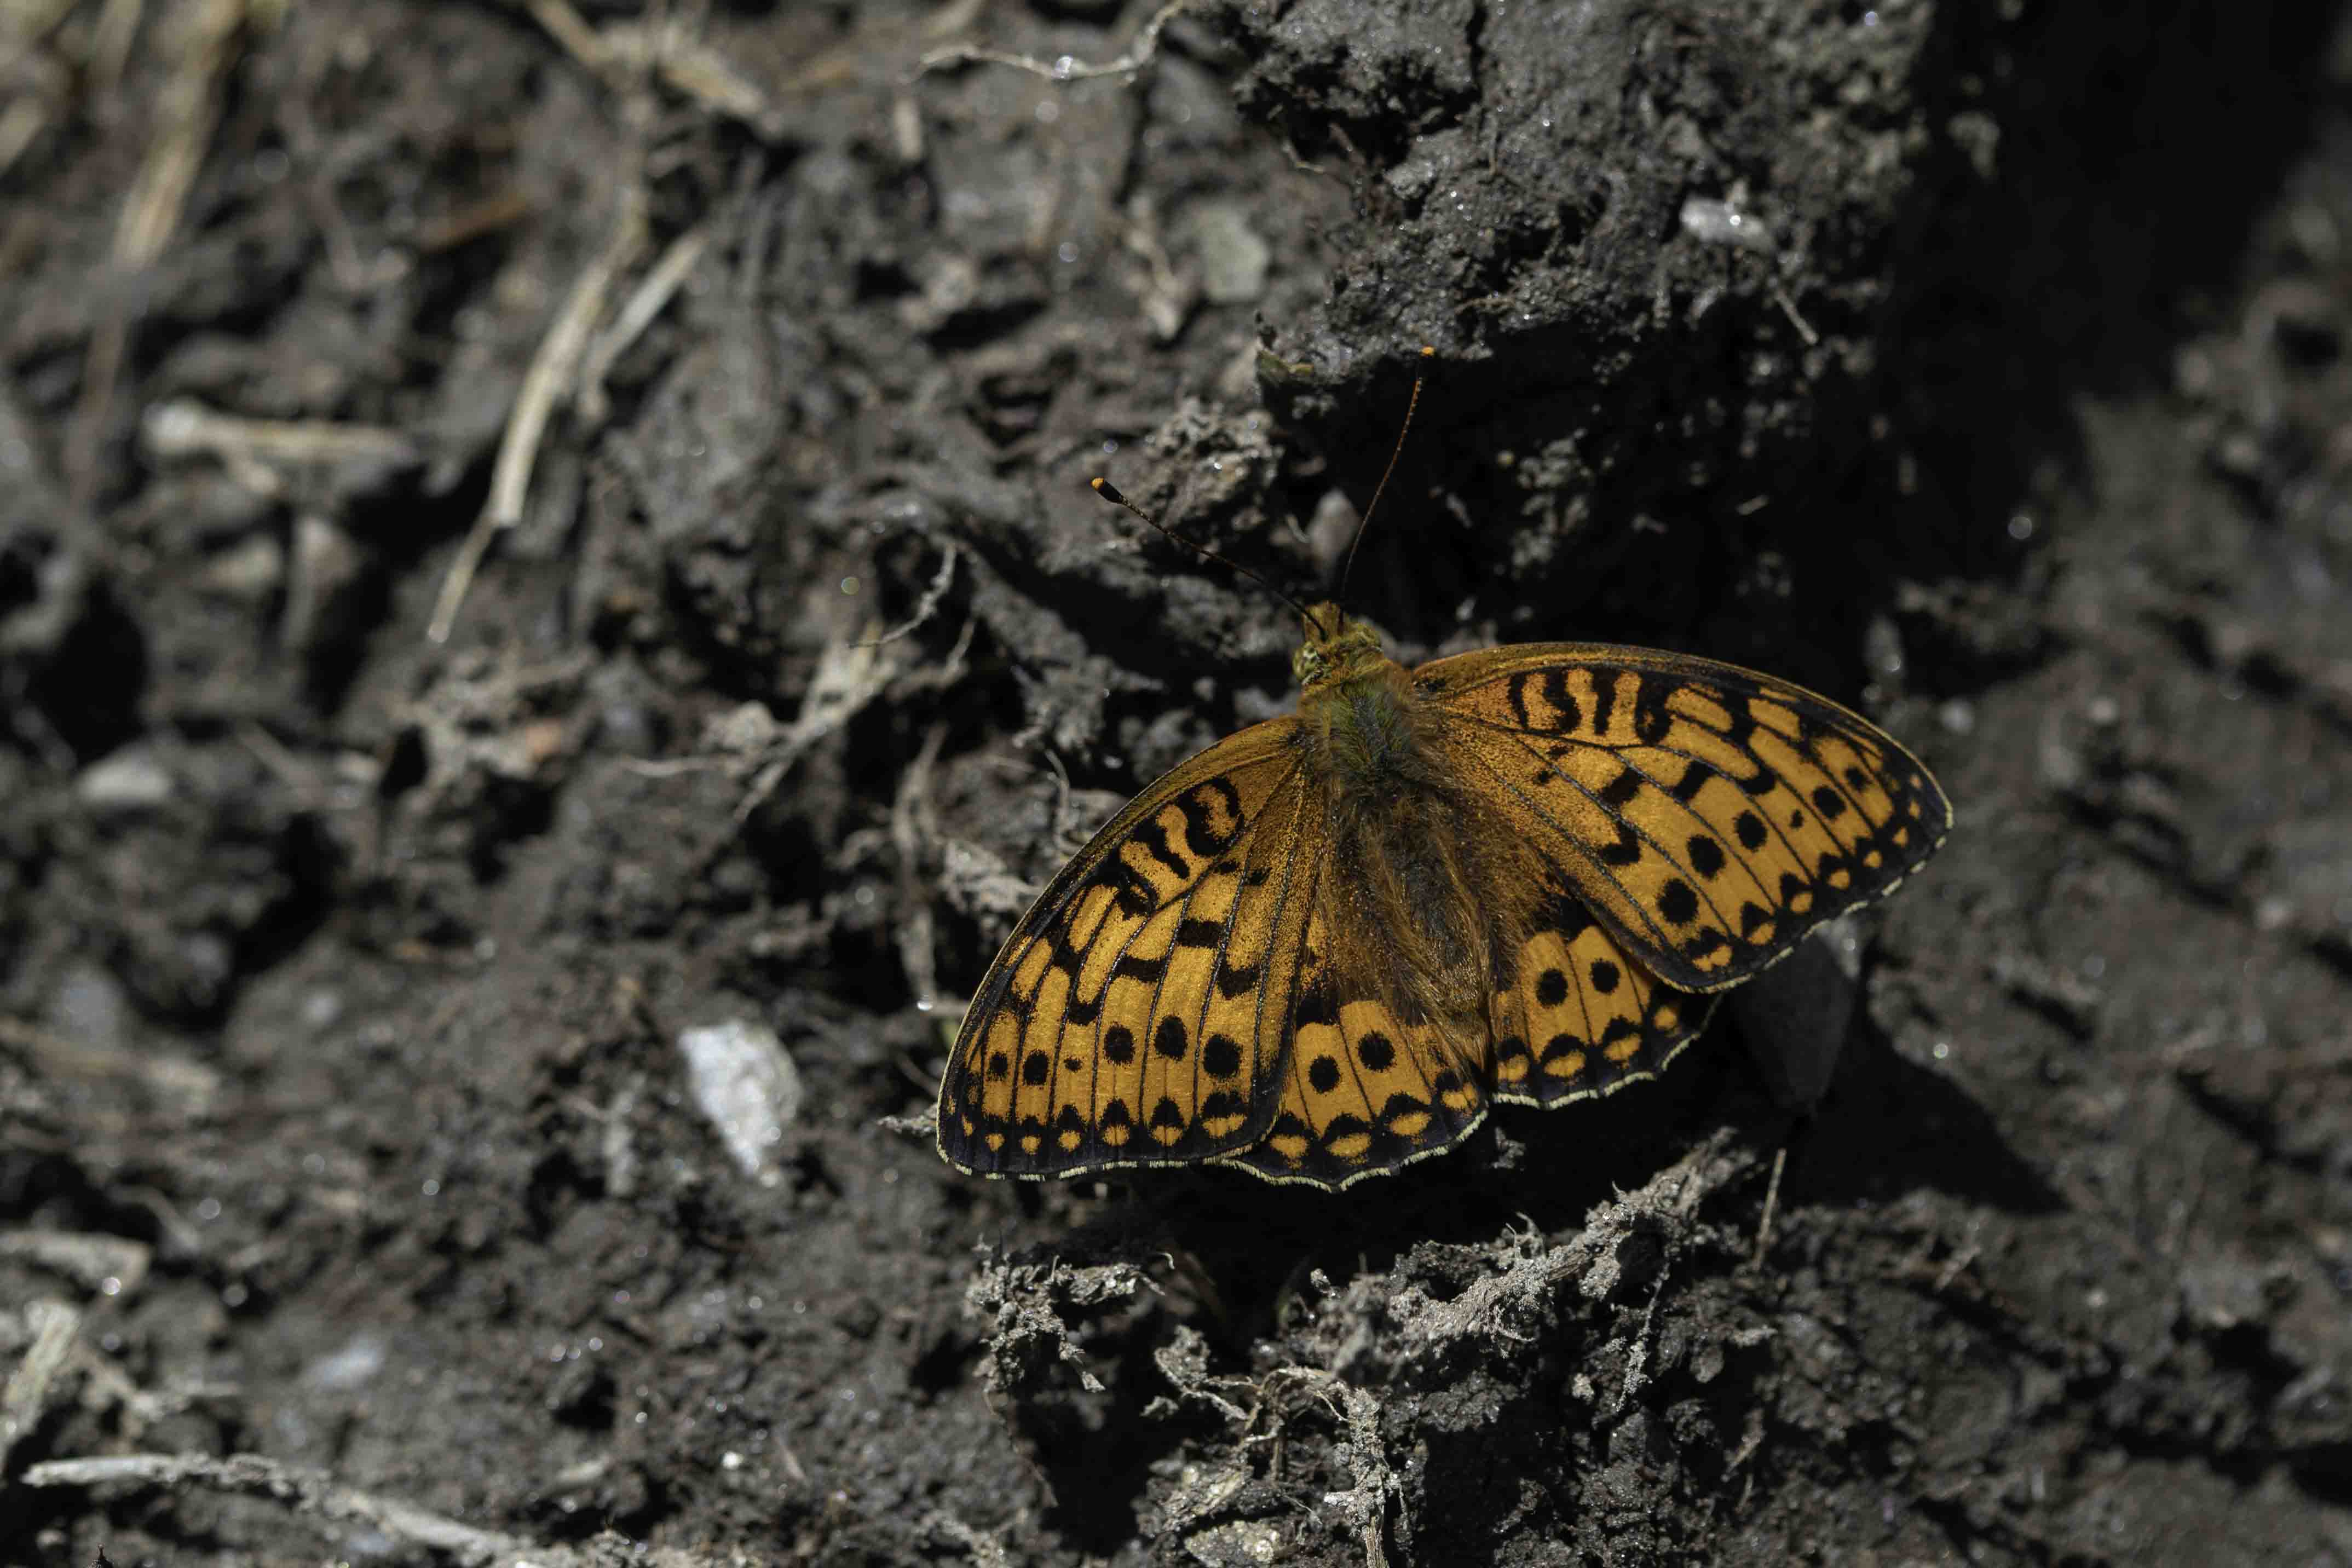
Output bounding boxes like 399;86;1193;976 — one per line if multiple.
935;373;1951;1191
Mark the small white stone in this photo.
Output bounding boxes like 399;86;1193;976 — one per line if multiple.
678;1021;804;1179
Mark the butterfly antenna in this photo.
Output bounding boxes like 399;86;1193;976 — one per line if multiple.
1089;477;1324;631
1335;344;1437;615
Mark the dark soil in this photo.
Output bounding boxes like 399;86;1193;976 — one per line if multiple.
5;1;2352;1564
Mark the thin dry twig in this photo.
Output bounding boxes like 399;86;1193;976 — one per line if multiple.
0;55;61;179
1751;1143;1788;1268
413;189;533;253
1771;283;1819;347
1;1299;80;1473
731;635;898;822
0;1014;223;1106
892;722;950;1010
426;178;648;643
0;1229;152;1296
143;397;417;469
578;220;712;423
88;0;146;100
781;0;982;93
0;0;83;72
66;0;250;509
527;0;781;137
604;20;780;136
521;0;607;72
860;541;959;648
112;0;241;267
234;720;327;808
23;1452;526;1566
913;0;1191;82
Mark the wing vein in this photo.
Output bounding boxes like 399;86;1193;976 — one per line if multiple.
1450;728;1696;952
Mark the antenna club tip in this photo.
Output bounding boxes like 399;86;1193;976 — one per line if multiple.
1089;476;1126;504
1418;344;1436;358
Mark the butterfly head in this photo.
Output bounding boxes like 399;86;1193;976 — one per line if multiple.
1293;602;1388;693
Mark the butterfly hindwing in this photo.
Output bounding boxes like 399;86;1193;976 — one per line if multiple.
1489;886;1717;1106
937;723;1319;1179
1422;644;1952;993
1220;910;1489;1187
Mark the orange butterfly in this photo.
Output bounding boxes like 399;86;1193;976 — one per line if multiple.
936;372;1951;1190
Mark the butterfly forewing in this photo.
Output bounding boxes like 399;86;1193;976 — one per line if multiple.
1421;645;1953;993
937;724;1319;1179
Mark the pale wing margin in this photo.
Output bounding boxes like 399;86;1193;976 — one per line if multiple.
936;719;1320;1178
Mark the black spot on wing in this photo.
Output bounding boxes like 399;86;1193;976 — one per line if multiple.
1631;672;1672;743
1294;972;1340;1030
1128;820;1189;881
1045;925;1088;976
1199;1088;1247;1123
1203;1034;1243;1077
1687;835;1726;879
1110;954;1167;985
1177;776;1244;860
1096;857;1157;919
1541;669;1583;733
1538;886;1596;939
1175;919;1224;948
1154;1016;1189;1059
1589;671;1618;737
